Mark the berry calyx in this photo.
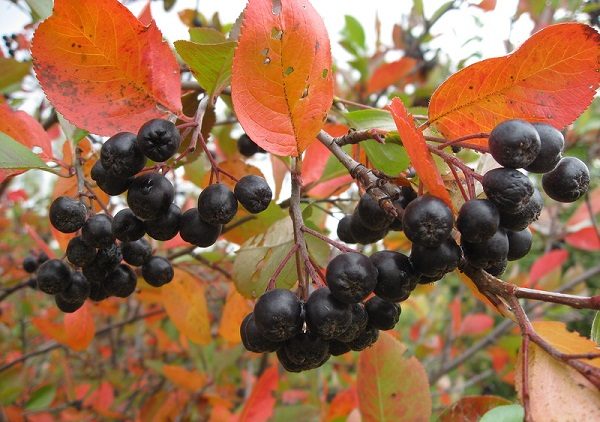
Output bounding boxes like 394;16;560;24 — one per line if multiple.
326;252;378;304
234;175;272;214
137;119;182;162
403;195;453;247
49;196;87;233
197;183;238;225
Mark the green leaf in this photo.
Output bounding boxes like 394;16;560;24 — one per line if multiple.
25;0;53;21
0;366;25;405
480;404;525;422
362;139;409;177
25;385;57;411
0;57;31;93
0;132;50;170
591;311;600;345
344;109;397;131
174;38;235;97
340;15;366;53
189;28;227;44
163;0;176;11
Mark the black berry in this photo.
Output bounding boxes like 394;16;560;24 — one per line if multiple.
326;252;378;304
349;326;379;351
335;303;368;343
112;208;145;242
240;313;281;353
91;160;132;196
237;134;265;157
305;287;352;340
462;229;509;268
457;199;500;243
179;208;222;247
55;295;84;313
482;168;534;213
499;188;543;231
370;250;418;302
197;184;238;225
57;271;90;304
145;203;181;241
488;120;540;168
66;236;96;267
142;256;174;287
542;157;590;203
277;332;330;372
105;264;137;298
365;296;400;330
403;195;453;247
137;119;182;162
525;124;564;173
357;193;393;231
410;238;462;279
234;175;272;214
349;210;388;244
507;228;533;261
337;215;357;244
253;289;303;342
49;196;87;233
81;214;114;248
127;173;174;220
37;259;72;295
100;132;146;178
121;238;152;266
94;244;123;271
23;255;38;273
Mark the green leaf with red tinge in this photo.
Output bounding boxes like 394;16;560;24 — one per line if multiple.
357;332;431;422
387;98;452;208
429;23;600;144
439;395;511;422
239;366;278;422
529;249;568;287
31;0;182;136
231;0;334;156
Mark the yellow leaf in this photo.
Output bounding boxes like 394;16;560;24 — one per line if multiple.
162;365;206;392
218;287;252;344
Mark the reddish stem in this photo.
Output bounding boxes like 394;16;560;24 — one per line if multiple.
301;226;355;253
266;244;299;291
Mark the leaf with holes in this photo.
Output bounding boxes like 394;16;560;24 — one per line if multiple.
357;332;431;421
31;0;182;136
231;0;334;156
429;23;600;144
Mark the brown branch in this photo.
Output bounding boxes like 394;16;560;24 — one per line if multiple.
333;128;387;146
301;225;355;253
0;280;30;302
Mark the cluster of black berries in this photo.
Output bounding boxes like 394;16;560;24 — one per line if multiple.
22;251;49;287
241;251;416;372
2;34;18;58
237;134;266;157
336;186;417;244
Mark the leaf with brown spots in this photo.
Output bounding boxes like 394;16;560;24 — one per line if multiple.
31;0;182;136
428;23;600;145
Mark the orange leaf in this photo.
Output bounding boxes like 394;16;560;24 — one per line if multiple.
231;0;334;156
458;313;494;336
471;0;497;11
565;227;600;251
162;365;206;392
357;332;432;421
239;366;278;422
533;321;600;369
218;287;252;344
161;268;211;345
366;57;417;94
32;313;67;344
31;0;182;136
429;23;600;143
439;395;510;422
388;98;452;208
63;302;95;351
529;249;568;287
325;387;358;422
138;0;153;25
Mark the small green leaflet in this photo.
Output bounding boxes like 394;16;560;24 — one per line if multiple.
480;404;525;422
0;58;31;93
25;385;57;411
591;311;600;345
0;132;50;170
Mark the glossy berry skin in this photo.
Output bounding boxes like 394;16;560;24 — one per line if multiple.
57;271;90;304
23;256;38;273
337;215;357;244
105;264;137;298
197;184;238;225
100;132;146;178
305;287;352;340
142;256;174;287
179;208;222;247
127;173;174;220
365;296;400;330
488;120;540;168
145;203;181;241
357;193;393;231
370;251;418;302
462;229;509;268
82;261;109;285
349;210;388;244
335;303;368;343
240;313;281;353
326;252;378;304
277;332;330;372
403;195;453;247
410;238;462;279
482;168;534;213
112;208;145;242
499;188;543;231
237;134;265;157
542;157;590;203
253;289;303;342
37;259;72;295
234;175;272;214
121;238;152;267
66;236;96;267
49;196;87;233
525;124;564;173
55;295;84;313
457;199;500;243
91;161;132;196
81;214;114;248
507;228;533;261
137;119;181;162
349;326;379;351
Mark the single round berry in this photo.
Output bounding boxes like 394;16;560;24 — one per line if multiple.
349;210;388;244
397;185;418;209
462;229;509;268
127;173;174;220
365;296;400;330
525;124;564;173
66;236;96;267
112;208;145;242
410;238;462;278
237;134;265;157
349;326;379;351
305;287;352;340
542;157;590;203
403;195;453;247
105;264;137;298
142;256;174;287
499;188;543;231
37;252;49;265
82;261;109;285
145;203;181;241
370;251;418;302
335;303;369;343
23;255;38;273
81;214;114;248
49;196;87;233
91;161;132;196
488;120;541;168
277;332;330;372
57;271;90;304
357;193;393;231
100;132;146;178
326;252;378;304
234;175;272;214
507;228;533;261
94;244;123;270
121;238;152;266
457;199;500;243
37;259;72;295
337;215;357;244
88;279;110;302
482;168;534;213
254;289;303;342
179;208;222;247
240;313;281;353
197;184;238;225
55;295;85;313
137;119;182;162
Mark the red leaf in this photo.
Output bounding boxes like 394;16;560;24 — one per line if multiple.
529;249;568;287
458;313;494;336
428;23;600;144
450;298;462;335
325;387;358;422
63;302;95;351
239;366;278;422
387;98;452;208
138;0;153;25
471;0;497;11
31;0;182;136
565;227;600;251
567;186;600;228
231;0;334;156
367;57;417;94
